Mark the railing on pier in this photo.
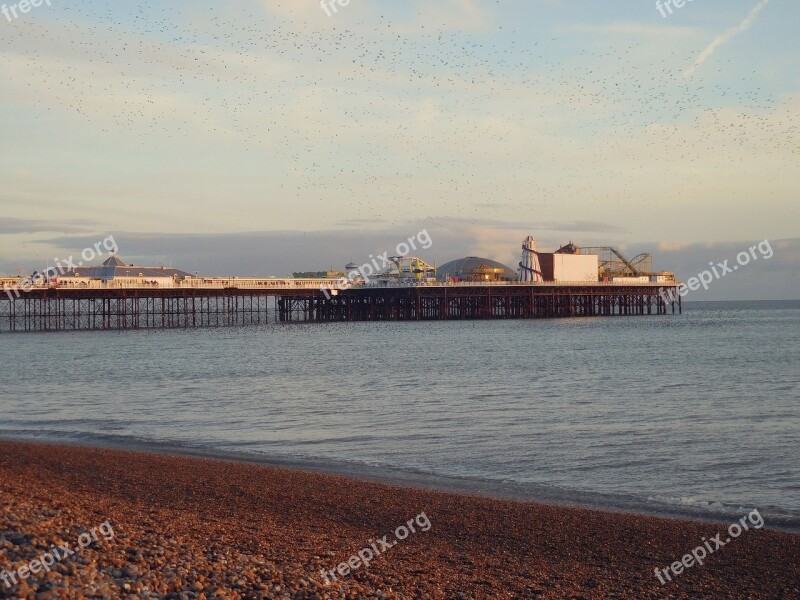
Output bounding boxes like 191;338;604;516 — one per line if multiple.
18;278;677;292
0;281;681;333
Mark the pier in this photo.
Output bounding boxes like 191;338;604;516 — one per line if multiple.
0;281;680;332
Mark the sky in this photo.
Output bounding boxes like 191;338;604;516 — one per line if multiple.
0;0;798;299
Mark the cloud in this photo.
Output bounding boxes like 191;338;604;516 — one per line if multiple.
631;238;800;300
6;230;796;301
256;0;490;34
685;0;771;77
537;221;628;234
0;0;794;255
0;218;101;235
658;241;693;252
413;0;491;33
429;217;626;233
565;22;699;38
255;0;352;29
17;219;582;277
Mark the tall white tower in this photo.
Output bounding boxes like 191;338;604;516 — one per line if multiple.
518;235;543;283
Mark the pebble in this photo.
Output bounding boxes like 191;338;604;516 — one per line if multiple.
1;440;798;599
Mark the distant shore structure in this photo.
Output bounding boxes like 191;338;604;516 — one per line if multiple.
0;234;680;332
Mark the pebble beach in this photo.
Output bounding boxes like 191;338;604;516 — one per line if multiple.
0;440;798;599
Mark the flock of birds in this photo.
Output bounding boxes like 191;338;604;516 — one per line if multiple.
1;1;796;228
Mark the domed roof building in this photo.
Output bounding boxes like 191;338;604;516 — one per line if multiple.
58;255;192;288
437;256;516;282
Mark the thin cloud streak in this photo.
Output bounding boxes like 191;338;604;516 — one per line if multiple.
685;0;771;77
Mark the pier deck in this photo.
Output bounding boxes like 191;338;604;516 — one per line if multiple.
0;282;680;332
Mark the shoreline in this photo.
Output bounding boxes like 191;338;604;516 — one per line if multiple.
2;434;798;534
1;440;798;598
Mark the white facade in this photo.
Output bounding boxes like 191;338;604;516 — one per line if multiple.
553;254;599;282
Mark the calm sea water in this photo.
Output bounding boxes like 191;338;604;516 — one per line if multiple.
1;301;798;529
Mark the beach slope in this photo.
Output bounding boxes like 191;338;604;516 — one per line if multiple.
0;441;797;599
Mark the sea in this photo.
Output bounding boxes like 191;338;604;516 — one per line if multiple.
1;300;798;530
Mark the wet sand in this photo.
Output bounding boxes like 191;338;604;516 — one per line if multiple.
0;440;797;599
